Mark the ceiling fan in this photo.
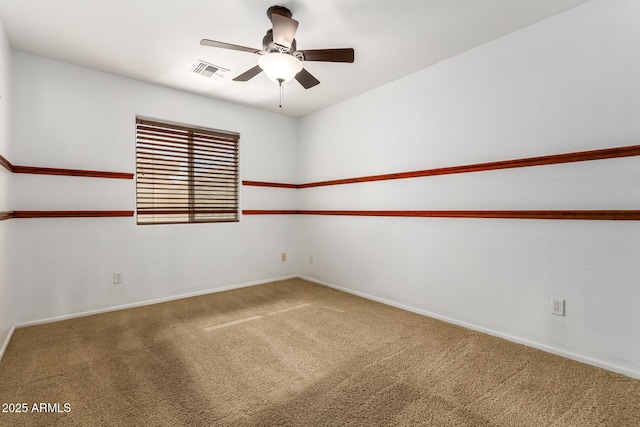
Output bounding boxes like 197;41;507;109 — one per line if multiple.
200;5;355;106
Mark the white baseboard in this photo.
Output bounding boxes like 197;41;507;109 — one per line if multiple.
0;325;15;362
15;275;298;328
299;275;640;380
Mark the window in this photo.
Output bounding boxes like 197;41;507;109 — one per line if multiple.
135;117;239;225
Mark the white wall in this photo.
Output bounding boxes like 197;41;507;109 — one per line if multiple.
0;18;13;359
9;52;300;324
297;0;640;378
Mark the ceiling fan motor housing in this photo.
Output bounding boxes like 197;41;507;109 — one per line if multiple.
263;29;297;53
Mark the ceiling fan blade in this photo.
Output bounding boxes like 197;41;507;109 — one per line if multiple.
299;48;355;63
271;13;299;48
295;68;320;89
233;65;263;82
200;39;263;55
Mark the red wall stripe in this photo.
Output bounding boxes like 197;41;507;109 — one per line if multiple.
241;181;299;189
12;166;133;180
243;210;299;215
12;210;134;219
0;153;133;179
0;211;14;221
0;154;12;172
243;144;640;189
1;155;134;219
243;209;640;221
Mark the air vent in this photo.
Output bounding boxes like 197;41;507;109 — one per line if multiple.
191;60;229;79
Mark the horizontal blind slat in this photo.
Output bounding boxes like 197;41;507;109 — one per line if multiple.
137;137;238;155
136;152;238;167
136;123;238;144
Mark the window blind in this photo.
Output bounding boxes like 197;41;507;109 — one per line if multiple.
135;118;239;225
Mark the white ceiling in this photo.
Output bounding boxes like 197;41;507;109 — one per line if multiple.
0;0;590;118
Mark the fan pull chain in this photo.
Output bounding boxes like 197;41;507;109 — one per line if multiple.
278;79;284;108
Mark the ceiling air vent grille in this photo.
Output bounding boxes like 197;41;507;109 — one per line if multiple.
191;60;229;79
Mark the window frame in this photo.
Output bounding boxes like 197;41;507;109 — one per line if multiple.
135;117;239;225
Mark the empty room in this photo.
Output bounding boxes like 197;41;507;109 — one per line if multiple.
1;0;639;425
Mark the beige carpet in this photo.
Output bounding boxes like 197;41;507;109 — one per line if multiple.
0;278;638;426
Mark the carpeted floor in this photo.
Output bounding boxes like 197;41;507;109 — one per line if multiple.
0;278;638;426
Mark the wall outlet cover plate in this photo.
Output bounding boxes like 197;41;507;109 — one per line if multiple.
551;298;565;316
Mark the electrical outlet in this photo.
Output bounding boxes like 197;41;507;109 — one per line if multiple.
113;271;123;284
281;252;287;262
551;298;565;316
309;255;313;264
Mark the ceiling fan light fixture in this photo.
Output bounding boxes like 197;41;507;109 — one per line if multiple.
258;52;303;83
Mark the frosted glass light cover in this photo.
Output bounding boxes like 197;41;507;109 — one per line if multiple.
258;53;303;83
